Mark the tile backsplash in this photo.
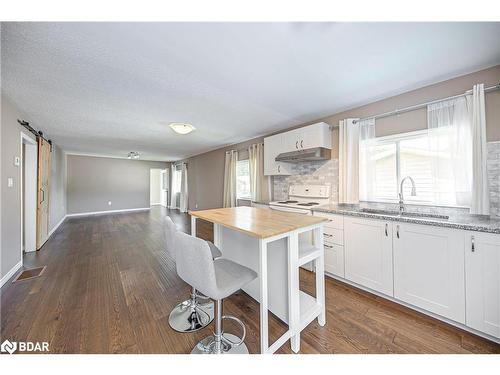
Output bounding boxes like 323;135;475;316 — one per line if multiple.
272;141;500;217
273;159;339;201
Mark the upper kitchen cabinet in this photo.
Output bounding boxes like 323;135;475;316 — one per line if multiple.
393;223;466;324
465;232;500;339
263;133;293;176
264;122;332;176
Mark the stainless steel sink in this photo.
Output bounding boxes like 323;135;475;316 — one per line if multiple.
360;208;449;220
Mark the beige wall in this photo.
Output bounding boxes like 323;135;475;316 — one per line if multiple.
183;65;500;210
67;155;169;214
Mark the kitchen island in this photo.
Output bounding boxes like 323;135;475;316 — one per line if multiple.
190;206;328;354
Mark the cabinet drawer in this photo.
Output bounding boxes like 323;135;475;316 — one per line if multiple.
324;226;344;245
324;243;345;278
313;212;343;229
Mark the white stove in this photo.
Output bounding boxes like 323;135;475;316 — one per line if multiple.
269;185;330;214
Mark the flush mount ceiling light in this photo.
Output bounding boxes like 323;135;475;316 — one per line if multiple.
169;123;196;135
127;151;140;160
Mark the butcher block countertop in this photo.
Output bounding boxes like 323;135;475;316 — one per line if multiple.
190;206;327;239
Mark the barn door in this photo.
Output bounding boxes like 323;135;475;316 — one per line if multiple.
36;137;51;249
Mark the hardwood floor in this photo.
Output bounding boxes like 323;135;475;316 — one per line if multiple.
1;206;499;354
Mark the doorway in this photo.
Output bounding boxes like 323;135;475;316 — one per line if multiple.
150;168;169;207
21;133;37;253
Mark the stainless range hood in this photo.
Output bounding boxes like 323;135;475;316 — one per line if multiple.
275;147;331;162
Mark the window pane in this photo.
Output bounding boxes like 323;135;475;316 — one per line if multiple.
400;134;435;204
360;141;397;201
236;160;251;199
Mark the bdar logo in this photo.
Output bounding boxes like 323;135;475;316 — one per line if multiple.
1;339;17;354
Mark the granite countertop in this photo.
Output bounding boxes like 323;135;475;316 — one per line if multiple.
251;200;270;205
312;203;500;234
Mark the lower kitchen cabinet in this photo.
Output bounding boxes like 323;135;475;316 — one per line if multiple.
393;223;466;323
465;231;500;339
344;216;394;296
324;243;345;278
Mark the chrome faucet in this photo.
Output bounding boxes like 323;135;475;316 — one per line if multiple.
399;176;416;214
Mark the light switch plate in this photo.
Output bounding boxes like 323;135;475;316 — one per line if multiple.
14;156;20;167
8;178;13;187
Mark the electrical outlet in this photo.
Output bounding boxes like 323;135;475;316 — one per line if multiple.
108;201;112;206
14;156;20;167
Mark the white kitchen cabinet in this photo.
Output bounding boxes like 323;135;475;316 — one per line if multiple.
393;223;466;324
263;134;292;176
344;216;394;296
324;243;345;278
263;122;331;176
465;231;500;338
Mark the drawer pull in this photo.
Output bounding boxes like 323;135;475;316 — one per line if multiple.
396;225;400;239
324;233;333;237
471;235;475;252
324;244;333;249
385;223;388;237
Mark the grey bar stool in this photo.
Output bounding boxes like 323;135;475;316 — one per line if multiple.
165;217;222;333
174;231;257;354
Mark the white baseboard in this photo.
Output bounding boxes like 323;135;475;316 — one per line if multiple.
0;261;22;288
48;215;67;238
150;202;162;206
66;207;151;218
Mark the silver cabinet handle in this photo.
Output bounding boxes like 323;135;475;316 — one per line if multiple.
324;233;333;237
471;235;475;252
396;224;400;239
295;141;298;149
278;165;280;173
385;223;388;237
300;140;304;148
324;244;333;249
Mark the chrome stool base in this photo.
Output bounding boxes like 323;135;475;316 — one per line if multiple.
168;298;214;333
191;334;249;354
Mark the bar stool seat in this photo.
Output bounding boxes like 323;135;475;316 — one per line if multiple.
207;241;222;259
210;258;257;300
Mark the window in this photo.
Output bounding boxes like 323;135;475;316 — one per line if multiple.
359;129;469;207
236;159;251;199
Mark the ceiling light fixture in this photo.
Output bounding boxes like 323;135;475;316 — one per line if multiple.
127;151;140;160
169;123;196;135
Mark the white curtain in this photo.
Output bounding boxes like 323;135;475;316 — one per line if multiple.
427;96;472;208
339;119;359;203
339;118;375;204
248;143;270;202
169;164;177;209
223;150;238;207
468;83;490;214
179;163;188;213
358;118;377;202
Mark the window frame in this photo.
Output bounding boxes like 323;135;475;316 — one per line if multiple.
360;129;469;209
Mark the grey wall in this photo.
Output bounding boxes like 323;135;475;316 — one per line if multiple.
49;144;67;229
67;155;169;214
180;65;500;211
1;95;35;279
1;94;67;280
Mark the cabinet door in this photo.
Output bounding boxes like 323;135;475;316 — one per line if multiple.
465;232;500;338
324;243;345;278
264;134;292;176
344;217;393;296
301;122;332;149
393;223;465;323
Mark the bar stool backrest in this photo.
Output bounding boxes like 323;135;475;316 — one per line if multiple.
174;231;217;298
165;216;178;260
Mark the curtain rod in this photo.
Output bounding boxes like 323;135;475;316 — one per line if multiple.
330;83;500;128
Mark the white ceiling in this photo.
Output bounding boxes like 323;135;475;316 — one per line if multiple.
2;22;500;161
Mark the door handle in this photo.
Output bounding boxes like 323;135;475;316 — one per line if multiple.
385;223;388;237
396;224;400;239
40;188;45;204
300;140;303;148
471;235;475;252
